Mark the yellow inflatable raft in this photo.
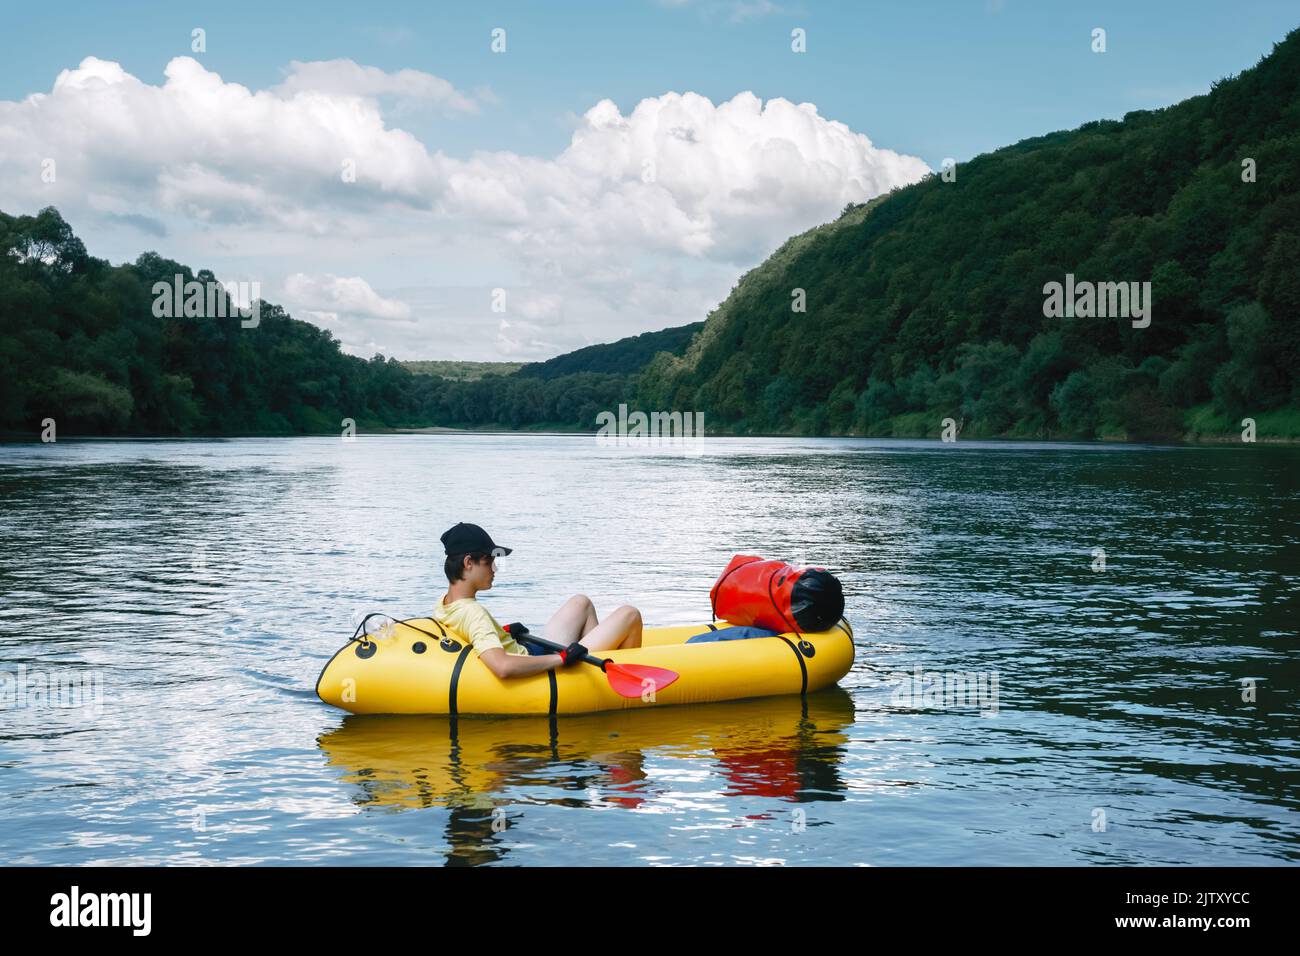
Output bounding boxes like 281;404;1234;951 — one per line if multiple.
316;617;855;716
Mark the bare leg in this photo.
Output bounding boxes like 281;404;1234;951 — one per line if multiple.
578;600;599;637
543;594;598;645
579;605;642;652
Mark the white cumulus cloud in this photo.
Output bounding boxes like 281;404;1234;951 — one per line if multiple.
272;59;482;114
0;56;931;360
283;273;412;319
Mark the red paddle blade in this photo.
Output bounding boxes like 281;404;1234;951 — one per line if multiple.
604;662;680;700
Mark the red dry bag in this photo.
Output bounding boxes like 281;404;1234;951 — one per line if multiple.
709;555;845;634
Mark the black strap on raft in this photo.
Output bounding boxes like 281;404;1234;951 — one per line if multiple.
349;612;386;644
447;644;472;715
400;617;447;640
766;568;799;635
349;613;448;645
503;623;558;716
775;635;809;695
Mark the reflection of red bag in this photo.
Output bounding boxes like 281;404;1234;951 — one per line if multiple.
717;749;800;799
710;554;845;634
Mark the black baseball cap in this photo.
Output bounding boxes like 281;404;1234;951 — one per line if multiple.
440;522;512;558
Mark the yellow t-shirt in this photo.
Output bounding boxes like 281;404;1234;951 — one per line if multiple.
432;596;529;657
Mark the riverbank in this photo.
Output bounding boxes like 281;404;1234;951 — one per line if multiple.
4;427;1298;445
5;397;1300;445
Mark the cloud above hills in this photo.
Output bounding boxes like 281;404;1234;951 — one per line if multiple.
0;55;930;359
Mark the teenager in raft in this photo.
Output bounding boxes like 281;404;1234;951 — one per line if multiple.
433;522;643;679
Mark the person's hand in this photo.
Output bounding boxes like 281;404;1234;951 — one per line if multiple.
559;642;588;665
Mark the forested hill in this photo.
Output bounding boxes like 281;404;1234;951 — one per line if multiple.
0;209;419;435
515;322;702;380
637;28;1300;440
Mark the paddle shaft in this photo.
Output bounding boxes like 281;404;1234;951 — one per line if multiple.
503;623;679;700
510;630;611;669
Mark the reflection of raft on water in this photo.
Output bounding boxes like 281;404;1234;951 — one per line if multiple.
317;689;857;811
316;619;856;716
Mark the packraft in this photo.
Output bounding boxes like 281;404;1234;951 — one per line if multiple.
316;617;854;716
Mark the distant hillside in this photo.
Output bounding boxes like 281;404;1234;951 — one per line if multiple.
638;28;1300;440
401;360;524;380
400;325;702;383
514;322;703;380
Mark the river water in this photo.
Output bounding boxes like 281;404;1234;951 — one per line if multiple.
0;434;1296;865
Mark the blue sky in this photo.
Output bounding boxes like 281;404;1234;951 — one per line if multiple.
7;0;1295;166
1;1;1296;360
